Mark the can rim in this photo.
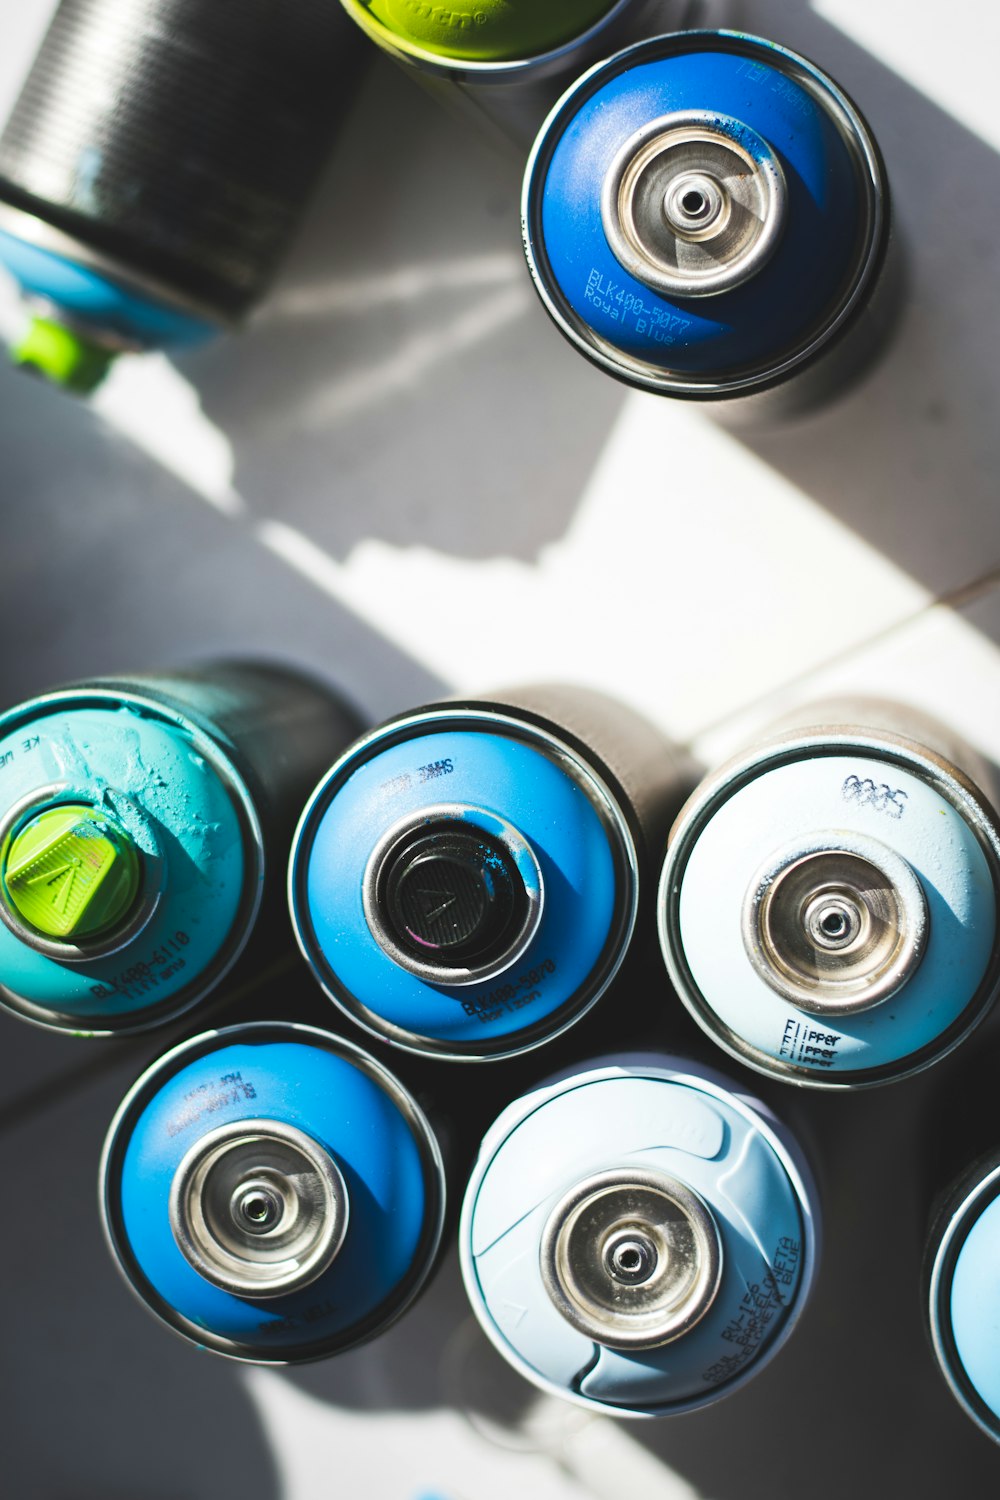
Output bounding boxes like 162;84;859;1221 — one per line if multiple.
98;1020;447;1364
657;723;1000;1089
927;1158;1000;1444
521;29;890;400
0;685;265;1037
338;0;635;78
458;1054;821;1417
288;703;640;1062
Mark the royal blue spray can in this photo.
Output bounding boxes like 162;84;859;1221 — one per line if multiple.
523;31;895;415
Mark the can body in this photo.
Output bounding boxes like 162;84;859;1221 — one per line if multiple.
459;1053;819;1416
658;700;1000;1088
290;686;690;1061
0;0;364;385
523;31;894;414
338;0;707;149
0;662;363;1035
101;1023;446;1362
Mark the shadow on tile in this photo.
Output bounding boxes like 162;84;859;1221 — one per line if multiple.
173;60;627;567
719;0;1000;599
0;1059;282;1500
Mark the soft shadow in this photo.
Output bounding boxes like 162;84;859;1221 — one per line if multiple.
0;353;446;722
0;1057;282;1500
720;0;1000;600
174;58;627;566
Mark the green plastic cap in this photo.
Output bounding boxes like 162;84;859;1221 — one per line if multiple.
357;0;618;62
12;317;116;394
2;806;141;940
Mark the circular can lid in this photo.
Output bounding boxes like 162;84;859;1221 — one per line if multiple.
358;0;617;62
2;804;141;939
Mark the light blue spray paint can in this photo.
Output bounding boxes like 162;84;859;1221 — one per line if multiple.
460;1053;819;1416
659;700;1000;1088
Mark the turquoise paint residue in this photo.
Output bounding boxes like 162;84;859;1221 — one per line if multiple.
0;697;248;1024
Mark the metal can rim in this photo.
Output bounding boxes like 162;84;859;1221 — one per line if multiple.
927;1157;1000;1445
288;703;640;1062
99;1020;447;1364
0;203;229;335
339;0;636;78
658;723;1000;1089
521;29;890;400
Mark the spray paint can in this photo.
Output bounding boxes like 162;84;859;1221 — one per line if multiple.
0;663;363;1035
459;1053;819;1415
926;1155;1000;1447
919;1043;1000;1446
0;0;364;391
290;685;691;1061
658;700;1000;1088
336;1;712;149
101;1022;446;1361
523;31;895;415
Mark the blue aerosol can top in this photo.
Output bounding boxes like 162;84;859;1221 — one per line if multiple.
524;31;889;400
289;706;638;1061
101;1024;445;1362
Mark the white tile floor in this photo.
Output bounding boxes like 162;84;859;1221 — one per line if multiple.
2;2;1000;1496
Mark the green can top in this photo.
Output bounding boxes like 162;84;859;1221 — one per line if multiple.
350;0;619;63
12;317;115;394
2;805;141;940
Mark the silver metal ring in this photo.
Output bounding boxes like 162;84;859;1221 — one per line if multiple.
0;202;228;332
742;829;928;1015
362;802;544;987
601;111;787;299
539;1166;723;1350
169;1117;349;1299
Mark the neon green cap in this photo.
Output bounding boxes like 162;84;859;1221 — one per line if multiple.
2;806;141;940
12;317;116;394
356;0;618;62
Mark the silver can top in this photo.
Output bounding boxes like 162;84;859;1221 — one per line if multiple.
742;829;929;1016
601;110;787;299
169;1118;349;1299
539;1167;723;1350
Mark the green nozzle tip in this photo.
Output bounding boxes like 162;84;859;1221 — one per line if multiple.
358;0;617;62
2;806;141;940
12;317;116;394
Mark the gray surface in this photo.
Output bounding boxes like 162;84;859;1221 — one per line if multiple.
1;5;1000;1497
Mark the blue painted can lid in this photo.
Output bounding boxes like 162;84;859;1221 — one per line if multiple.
101;1023;446;1362
524;32;888;396
289;707;638;1061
